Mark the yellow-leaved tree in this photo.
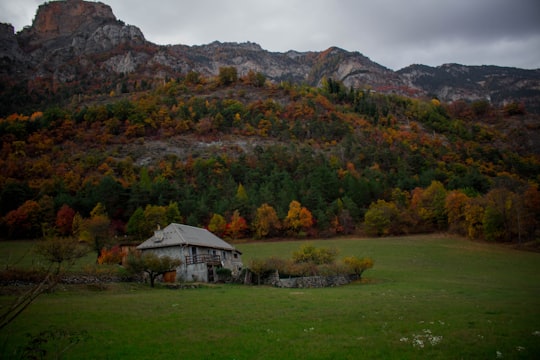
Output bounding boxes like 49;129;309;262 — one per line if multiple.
284;200;313;236
252;203;281;239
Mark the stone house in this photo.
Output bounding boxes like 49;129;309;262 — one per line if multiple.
136;223;243;283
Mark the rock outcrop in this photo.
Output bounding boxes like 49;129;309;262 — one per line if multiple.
399;63;540;113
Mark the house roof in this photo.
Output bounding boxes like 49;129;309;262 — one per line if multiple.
136;223;239;252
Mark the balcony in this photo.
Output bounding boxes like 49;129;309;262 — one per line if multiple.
185;254;221;265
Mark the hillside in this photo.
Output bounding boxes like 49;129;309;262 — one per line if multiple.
0;0;539;244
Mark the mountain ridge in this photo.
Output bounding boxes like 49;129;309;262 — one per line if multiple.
1;0;539;114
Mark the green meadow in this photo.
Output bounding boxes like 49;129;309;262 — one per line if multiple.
1;235;539;359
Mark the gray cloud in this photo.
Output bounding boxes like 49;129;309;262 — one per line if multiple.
1;0;539;70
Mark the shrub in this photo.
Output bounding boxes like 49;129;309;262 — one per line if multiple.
216;267;232;282
292;244;338;265
97;245;122;265
343;256;374;279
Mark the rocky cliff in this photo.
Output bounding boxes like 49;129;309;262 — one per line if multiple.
1;0;539;114
399;63;540;113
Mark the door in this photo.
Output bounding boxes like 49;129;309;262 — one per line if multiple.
207;264;214;282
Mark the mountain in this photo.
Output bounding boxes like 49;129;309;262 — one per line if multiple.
1;1;539;243
399;63;540;114
1;0;539;115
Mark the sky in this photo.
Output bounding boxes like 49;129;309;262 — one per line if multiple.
1;0;539;70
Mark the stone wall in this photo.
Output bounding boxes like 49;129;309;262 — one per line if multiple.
267;272;358;288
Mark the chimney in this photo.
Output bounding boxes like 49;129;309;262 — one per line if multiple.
153;224;164;242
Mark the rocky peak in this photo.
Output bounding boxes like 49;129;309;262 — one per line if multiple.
15;0;146;59
0;23;20;58
19;0;116;43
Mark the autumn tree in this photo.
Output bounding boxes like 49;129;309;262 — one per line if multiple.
80;203;111;260
3;200;42;239
252;203;281;239
445;190;470;236
97;245;123;265
55;204;76;236
245;70;266;87
464;198;485;240
284;200;314;236
522;184;540;240
409;181;448;231
227;210;248;240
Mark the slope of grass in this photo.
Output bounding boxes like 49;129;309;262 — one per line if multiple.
1;235;539;359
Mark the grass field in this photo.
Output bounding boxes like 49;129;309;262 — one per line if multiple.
1;235;539;359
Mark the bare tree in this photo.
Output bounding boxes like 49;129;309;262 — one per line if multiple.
0;237;88;330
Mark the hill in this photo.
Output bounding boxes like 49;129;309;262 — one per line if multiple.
0;0;539;243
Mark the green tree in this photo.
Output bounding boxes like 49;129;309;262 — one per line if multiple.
234;183;249;214
248;258;267;285
165;202;182;224
126;207;146;240
208;213;227;237
218;66;238;86
364;200;398;236
483;188;515;242
143;204;168;236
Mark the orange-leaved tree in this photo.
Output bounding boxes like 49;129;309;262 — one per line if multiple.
284;200;313;236
227;210;248;240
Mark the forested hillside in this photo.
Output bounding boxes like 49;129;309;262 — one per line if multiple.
1;69;539;245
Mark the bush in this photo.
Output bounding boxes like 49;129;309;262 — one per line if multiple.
216;267;232;282
343;256;374;279
292;244;338;265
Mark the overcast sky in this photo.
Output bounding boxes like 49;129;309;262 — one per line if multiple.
1;0;539;70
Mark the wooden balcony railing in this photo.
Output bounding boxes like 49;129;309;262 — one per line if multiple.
185;254;221;265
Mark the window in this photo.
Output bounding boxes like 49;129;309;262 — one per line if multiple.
191;247;197;256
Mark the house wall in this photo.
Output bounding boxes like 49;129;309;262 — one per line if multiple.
141;245;243;283
179;263;208;282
